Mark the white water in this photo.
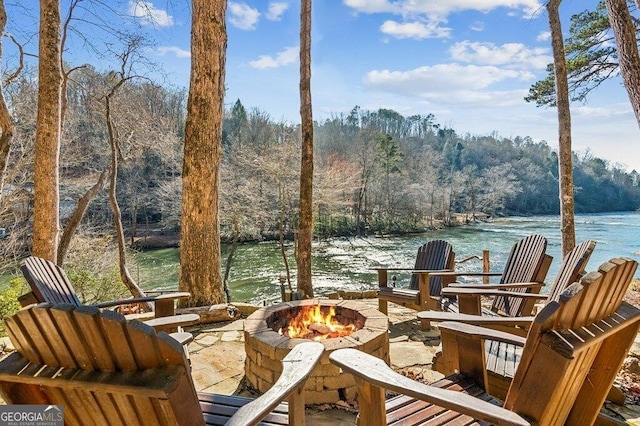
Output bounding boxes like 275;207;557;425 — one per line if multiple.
135;211;640;305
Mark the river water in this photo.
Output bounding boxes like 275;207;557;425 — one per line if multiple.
133;211;640;305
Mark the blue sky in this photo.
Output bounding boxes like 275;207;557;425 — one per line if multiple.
6;1;640;171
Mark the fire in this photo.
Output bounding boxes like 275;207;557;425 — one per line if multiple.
278;305;356;341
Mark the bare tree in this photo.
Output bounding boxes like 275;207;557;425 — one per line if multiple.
179;0;227;306
547;0;575;255
605;0;640;127
297;0;314;299
32;0;63;260
0;1;14;201
103;44;152;311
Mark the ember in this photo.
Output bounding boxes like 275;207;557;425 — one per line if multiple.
278;304;356;340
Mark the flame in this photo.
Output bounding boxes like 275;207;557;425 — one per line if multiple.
278;305;356;341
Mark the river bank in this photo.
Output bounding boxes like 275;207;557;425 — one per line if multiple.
130;213;490;250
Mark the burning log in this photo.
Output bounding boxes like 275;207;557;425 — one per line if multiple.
277;304;356;341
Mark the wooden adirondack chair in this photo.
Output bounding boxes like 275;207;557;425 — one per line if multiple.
18;256;199;334
419;234;551;329
420;239;596;398
330;257;639;426
0;303;324;425
377;240;455;318
421;239;596;330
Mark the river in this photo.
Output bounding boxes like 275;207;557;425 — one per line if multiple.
132;211;640;305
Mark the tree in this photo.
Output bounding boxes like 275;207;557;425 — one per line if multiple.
0;0;15;202
179;0;227;306
480;164;522;216
296;0;314;299
526;1;619;107
547;0;576;255
605;0;640;127
375;133;403;222
32;0;62;261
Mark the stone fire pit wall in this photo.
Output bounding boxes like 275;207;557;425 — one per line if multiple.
244;299;390;404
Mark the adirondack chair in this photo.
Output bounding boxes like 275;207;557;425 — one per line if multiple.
0;303;324;425
18;256;199;334
420;239;596;398
330;257;639;426
376;240;455;318
419;234;551;329
421;239;596;332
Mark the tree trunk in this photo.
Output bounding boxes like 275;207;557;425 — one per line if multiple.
0;1;13;202
297;0;314;299
33;0;62;260
180;0;227;306
57;167;109;265
547;0;575;255
606;0;640;127
106;89;152;312
278;183;292;290
222;216;239;303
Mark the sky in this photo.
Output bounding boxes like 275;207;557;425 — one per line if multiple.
6;0;640;172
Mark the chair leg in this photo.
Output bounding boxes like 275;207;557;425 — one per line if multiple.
378;298;388;315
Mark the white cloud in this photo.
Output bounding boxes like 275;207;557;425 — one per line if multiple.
380;20;451;39
344;0;542;19
128;0;174;27
267;2;288;21
249;46;298;69
449;41;551;69
470;21;485;32
364;64;523;96
157;46;191;58
537;31;551;42
229;2;260;30
343;0;399;14
423;89;530;108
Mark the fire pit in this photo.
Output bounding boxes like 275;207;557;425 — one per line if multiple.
244;299;389;404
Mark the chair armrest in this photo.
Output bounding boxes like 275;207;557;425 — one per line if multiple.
227;342;325;426
375;268;453;289
18;292;38;308
91;292;191;309
371;267;412;271
447;282;544;290
426;271;503;278
143;313;200;332
329;348;530;426
441;288;548;300
436;321;528;346
417;311;535;336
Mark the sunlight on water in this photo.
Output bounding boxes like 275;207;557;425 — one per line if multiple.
131;211;640;305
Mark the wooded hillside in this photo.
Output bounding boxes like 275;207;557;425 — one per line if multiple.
1;68;638;256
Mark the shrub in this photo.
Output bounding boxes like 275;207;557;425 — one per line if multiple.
0;278;28;336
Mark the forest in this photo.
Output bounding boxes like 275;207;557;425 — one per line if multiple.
1;64;639;264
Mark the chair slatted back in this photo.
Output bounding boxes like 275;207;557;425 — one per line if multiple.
21;256;82;306
0;304;204;426
504;257;639;425
492;234;548;316
546;240;596;303
409;240;453;294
